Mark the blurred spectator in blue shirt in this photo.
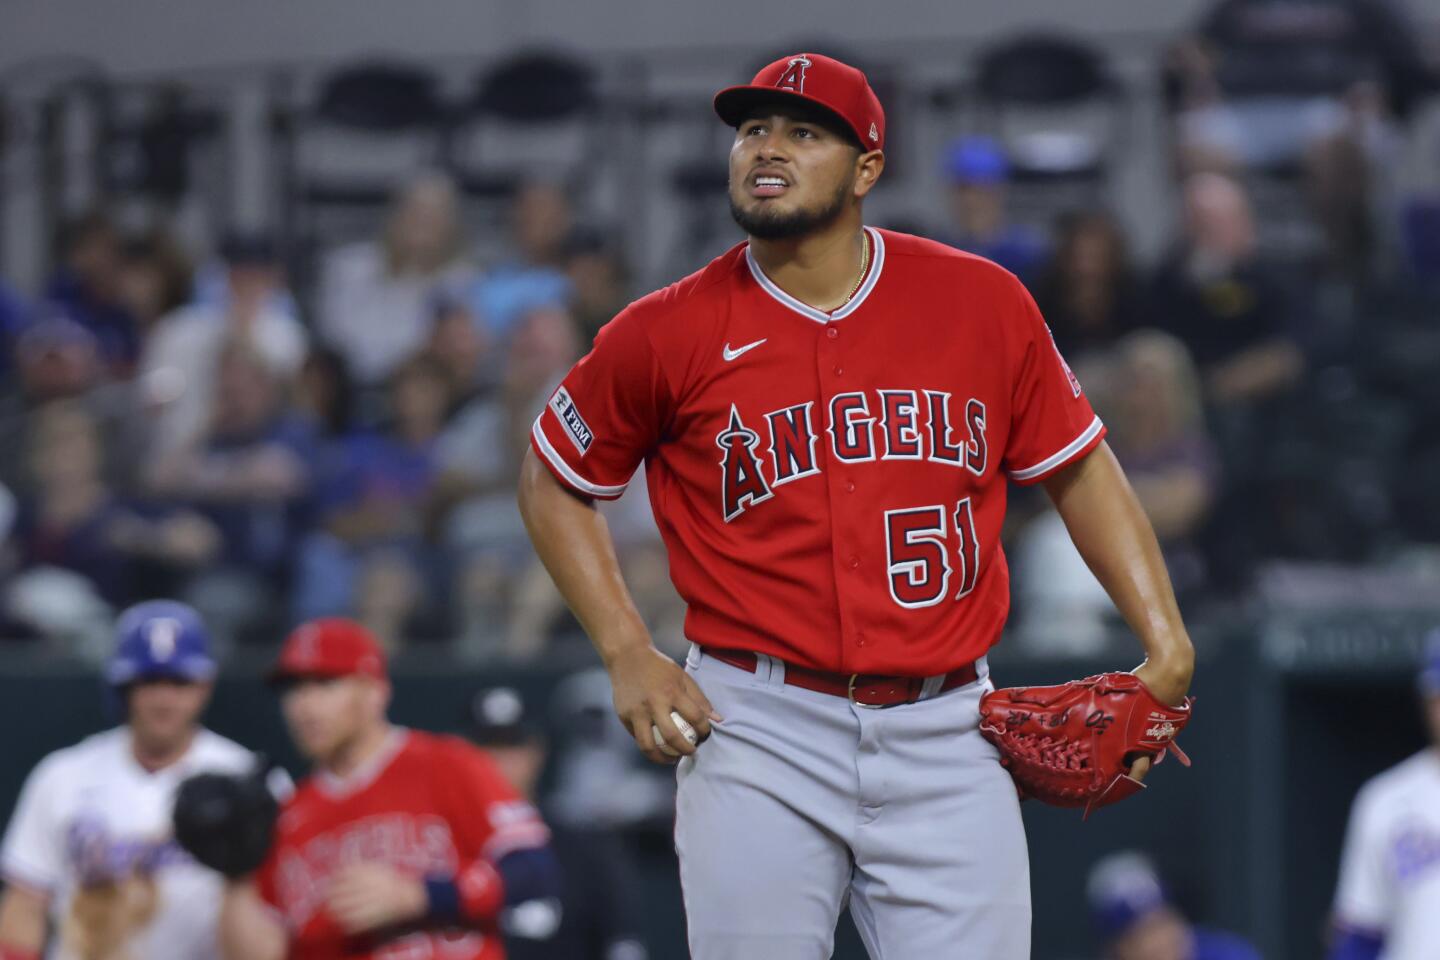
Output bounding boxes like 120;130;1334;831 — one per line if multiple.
1088;851;1261;960
471;181;574;341
0;281;35;380
144;341;315;643
318;172;474;386
3;402;220;644
294;355;451;647
0;313;110;497
934;136;1047;283
295;346;358;443
45;212;142;374
1033;209;1144;362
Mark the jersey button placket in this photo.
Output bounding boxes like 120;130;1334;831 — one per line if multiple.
819;321;859;666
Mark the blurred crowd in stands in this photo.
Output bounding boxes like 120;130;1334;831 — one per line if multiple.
1;0;1438;666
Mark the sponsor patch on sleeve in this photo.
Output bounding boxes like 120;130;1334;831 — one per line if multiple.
1044;323;1084;398
550;386;594;454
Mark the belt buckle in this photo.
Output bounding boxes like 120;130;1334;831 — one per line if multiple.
847;673;885;709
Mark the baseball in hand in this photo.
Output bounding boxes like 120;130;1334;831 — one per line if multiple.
652;711;699;756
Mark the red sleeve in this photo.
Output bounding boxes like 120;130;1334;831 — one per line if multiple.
431;738;550;922
530;305;674;500
1001;280;1106;484
437;738;550;863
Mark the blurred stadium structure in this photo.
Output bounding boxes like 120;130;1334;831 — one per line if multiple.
1;1;1440;957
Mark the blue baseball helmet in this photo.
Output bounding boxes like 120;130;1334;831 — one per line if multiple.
1087;851;1170;942
107;600;217;689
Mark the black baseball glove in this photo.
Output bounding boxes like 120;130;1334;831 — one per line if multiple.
172;762;280;878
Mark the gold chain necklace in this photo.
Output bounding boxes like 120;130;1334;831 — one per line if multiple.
836;231;871;310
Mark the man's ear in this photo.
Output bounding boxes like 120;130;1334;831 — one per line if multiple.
853;150;886;199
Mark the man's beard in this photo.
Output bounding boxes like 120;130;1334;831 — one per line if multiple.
730;178;851;240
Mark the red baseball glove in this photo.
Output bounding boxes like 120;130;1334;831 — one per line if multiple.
978;672;1193;819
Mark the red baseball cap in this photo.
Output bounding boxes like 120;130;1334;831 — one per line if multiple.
714;53;885;152
267;618;388;685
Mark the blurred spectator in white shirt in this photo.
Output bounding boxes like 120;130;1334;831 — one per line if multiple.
318;171;474;386
293;355;452;648
138;234;307;454
43;212;142;375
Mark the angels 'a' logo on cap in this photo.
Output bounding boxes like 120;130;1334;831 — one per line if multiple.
776;55;812;93
292;625;320;663
868;122;879;143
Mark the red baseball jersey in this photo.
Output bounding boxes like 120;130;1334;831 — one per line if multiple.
256;729;549;960
532;228;1104;676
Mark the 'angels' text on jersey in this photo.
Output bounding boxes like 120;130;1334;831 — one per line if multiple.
715;390;988;522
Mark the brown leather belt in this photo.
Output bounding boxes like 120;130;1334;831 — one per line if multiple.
702;647;979;709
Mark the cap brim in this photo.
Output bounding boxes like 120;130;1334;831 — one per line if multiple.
713;86;866;148
109;658;217;686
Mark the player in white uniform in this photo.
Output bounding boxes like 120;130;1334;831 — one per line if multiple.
0;601;281;960
1329;634;1440;960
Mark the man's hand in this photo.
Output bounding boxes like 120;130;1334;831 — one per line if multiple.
607;645;722;764
1128;652;1195;782
325;863;428;934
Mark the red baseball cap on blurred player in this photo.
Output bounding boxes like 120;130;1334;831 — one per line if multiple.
714;52;885;152
267;618;388;684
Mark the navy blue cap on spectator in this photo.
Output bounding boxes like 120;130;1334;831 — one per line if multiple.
943;135;1009;185
219;232;279;266
470;686;541;747
1086;851;1170;942
1420;630;1440;695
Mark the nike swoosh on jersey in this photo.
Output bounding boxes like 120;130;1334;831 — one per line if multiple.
723;339;767;361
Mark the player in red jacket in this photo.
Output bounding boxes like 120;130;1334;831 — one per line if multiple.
218;619;558;960
518;52;1195;958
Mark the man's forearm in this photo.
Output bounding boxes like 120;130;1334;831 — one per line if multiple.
516;449;652;664
219;881;286;960
1041;442;1194;688
0;885;49;954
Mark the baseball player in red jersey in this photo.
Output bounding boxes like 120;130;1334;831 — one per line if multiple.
216;619;559;960
518;53;1195;958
